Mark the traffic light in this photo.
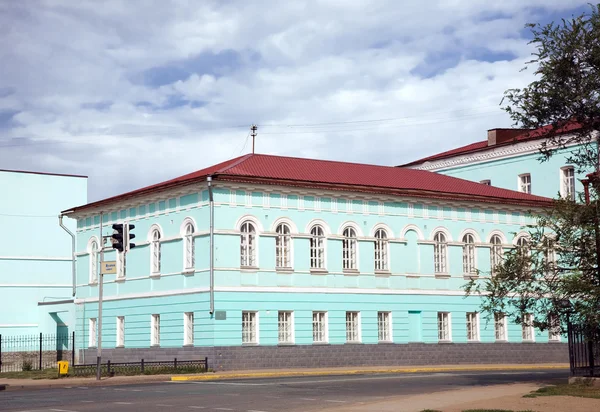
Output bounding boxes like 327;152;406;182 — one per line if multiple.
111;224;125;252
111;223;136;253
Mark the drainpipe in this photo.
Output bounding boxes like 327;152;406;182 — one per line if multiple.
59;214;77;297
207;176;215;314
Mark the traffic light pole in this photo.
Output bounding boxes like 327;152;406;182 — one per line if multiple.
96;212;104;381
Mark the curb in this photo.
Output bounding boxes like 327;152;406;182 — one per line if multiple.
170;364;570;382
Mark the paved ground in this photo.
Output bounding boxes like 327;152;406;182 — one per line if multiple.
0;369;569;412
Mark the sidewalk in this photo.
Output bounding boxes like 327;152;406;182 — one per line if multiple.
0;362;569;391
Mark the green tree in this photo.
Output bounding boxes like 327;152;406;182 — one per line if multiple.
466;5;600;332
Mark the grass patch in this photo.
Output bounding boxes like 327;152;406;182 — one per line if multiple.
525;383;600;399
0;368;60;380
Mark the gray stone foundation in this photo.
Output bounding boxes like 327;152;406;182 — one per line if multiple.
82;343;568;371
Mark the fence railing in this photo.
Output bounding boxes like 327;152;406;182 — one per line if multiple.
567;322;600;377
70;357;209;377
0;333;75;373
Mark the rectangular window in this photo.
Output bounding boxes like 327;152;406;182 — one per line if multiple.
561;167;575;200
184;312;194;346
548;314;561;342
345;311;361;343
437;312;451;341
466;312;479;341
151;314;160;346
88;318;97;348
116;316;125;347
312;311;328;343
519;174;531;194
242;311;258;344
494;313;507;341
522;313;534;342
278;311;294;344
377;311;392;342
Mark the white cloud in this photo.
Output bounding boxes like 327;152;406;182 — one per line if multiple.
0;0;591;202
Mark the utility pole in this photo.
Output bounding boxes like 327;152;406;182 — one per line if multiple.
251;124;257;154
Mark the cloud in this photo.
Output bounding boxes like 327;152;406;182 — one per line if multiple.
0;0;591;202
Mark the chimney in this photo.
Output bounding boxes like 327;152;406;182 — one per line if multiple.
487;128;531;146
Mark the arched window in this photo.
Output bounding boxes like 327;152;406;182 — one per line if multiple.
342;227;358;270
516;236;529;256
184;222;195;271
374;229;389;271
240;221;257;267
150;228;161;275
310;225;325;269
433;232;447;274
275;223;292;268
490;235;503;274
462;233;475;275
89;238;99;284
543;237;556;277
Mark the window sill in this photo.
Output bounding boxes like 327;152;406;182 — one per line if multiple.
463;274;479;280
375;270;391;277
115;276;126;283
276;268;294;274
345;341;363;344
89;282;98;286
378;340;394;344
277;343;295;346
434;273;450;279
150;273;161;279
495;339;508;343
312;342;330;345
242;342;259;346
183;344;194;347
183;269;195;276
522;340;536;343
241;266;259;273
310;268;328;275
438;340;453;344
467;340;481;343
343;269;360;276
150;344;160;348
115;345;125;349
548;339;562;343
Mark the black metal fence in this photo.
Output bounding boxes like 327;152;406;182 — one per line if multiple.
0;333;75;372
70;357;209;377
567;323;600;377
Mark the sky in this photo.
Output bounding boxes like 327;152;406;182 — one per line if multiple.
0;0;591;202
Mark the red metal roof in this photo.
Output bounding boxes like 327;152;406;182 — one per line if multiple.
65;153;554;214
400;122;583;167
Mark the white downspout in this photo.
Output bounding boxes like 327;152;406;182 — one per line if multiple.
207;176;215;314
59;214;76;297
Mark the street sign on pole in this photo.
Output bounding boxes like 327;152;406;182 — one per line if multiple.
101;261;117;275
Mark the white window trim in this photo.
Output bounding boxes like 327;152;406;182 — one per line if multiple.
490;234;504;275
87;237;99;285
184;312;194;346
437;312;452;342
342;226;359;272
494;313;508;341
116;316;125;347
522;313;535;342
240;220;259;268
466;312;480;342
277;311;295;344
148;225;163;276
433;231;448;274
374;229;390;272
312;311;329;344
518;173;532;194
309;224;327;271
548;314;562;342
88;318;97;348
151;314;160;346
560;166;576;200
275;223;293;270
462;233;476;276
345;311;362;343
242;311;259;344
181;218;196;273
377;311;393;342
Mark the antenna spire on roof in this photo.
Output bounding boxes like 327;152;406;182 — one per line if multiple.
251;124;258;154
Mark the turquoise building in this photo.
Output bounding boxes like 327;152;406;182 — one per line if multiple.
402;127;587;200
63;154;567;369
0;169;87;337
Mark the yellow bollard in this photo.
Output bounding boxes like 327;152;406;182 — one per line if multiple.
57;361;69;376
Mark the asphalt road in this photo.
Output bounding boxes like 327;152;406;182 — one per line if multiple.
0;369;569;412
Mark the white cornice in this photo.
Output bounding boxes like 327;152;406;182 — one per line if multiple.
0;256;72;261
409;133;586;172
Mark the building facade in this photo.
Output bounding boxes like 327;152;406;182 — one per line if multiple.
64;154;567;369
402;127;589;200
0;169;87;336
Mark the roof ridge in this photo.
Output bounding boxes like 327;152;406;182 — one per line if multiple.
215;153;254;174
250;153;395;169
